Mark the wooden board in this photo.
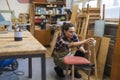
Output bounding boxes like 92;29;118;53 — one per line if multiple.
110;20;120;80
46;30;60;57
78;35;110;80
29;5;34;35
86;35;101;63
70;4;78;25
97;37;110;80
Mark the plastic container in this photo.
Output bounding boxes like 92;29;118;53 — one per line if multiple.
14;31;22;41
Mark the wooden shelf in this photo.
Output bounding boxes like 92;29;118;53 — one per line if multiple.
35;14;66;16
33;2;66;5
30;1;66;45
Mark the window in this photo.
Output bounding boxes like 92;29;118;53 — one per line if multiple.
101;0;120;18
74;0;97;10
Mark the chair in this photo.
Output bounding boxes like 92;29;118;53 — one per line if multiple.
0;13;12;31
64;42;97;80
46;29;61;57
75;13;89;40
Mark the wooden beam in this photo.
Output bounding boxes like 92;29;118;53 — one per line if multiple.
70;4;78;25
110;17;120;80
97;0;101;8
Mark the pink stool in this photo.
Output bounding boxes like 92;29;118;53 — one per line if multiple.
64;56;91;80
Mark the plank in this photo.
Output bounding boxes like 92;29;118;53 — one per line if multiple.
97;37;110;80
87;36;101;63
110;19;120;80
82;8;100;11
70;5;78;24
46;30;60;57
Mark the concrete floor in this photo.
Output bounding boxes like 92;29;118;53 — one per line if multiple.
0;57;110;80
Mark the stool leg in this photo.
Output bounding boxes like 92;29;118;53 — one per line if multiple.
72;65;74;80
94;59;98;80
88;69;91;80
66;65;69;80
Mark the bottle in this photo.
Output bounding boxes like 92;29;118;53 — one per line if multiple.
14;28;22;41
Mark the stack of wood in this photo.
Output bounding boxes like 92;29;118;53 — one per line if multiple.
82;8;101;24
81;7;101;35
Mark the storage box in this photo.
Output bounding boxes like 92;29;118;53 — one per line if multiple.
33;0;46;2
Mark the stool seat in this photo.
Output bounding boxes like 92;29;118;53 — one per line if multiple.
64;56;90;65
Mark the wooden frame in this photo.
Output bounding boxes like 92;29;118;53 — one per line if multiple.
75;13;89;40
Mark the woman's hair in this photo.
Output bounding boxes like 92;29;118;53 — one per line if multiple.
61;22;74;32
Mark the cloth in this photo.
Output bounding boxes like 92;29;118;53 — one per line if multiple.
55;33;79;50
53;33;83;69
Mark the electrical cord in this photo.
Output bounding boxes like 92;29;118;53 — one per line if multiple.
0;70;24;77
12;70;24;76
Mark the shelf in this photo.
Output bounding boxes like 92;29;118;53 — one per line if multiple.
33;1;67;25
33;2;66;5
35;14;66;16
31;1;67;45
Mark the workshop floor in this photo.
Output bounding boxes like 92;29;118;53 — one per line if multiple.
0;57;110;80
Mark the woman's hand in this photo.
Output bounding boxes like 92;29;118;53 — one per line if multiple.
86;38;95;44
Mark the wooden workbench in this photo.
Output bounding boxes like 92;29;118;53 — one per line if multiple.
0;31;47;80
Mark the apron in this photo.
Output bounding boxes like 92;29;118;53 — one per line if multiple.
53;48;76;69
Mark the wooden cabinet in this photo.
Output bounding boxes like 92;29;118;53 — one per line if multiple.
34;29;51;46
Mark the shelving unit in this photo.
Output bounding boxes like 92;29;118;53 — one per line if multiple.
33;2;67;28
31;1;67;46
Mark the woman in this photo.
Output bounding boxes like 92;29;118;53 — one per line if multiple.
53;22;94;78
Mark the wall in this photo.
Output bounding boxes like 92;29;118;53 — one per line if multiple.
0;0;30;20
105;6;120;18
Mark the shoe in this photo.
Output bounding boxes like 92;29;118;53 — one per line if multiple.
54;67;65;77
82;64;95;68
0;71;2;75
70;70;82;78
75;63;94;68
74;70;82;78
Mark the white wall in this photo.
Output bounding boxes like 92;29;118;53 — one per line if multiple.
101;0;120;18
0;0;30;20
105;6;120;18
